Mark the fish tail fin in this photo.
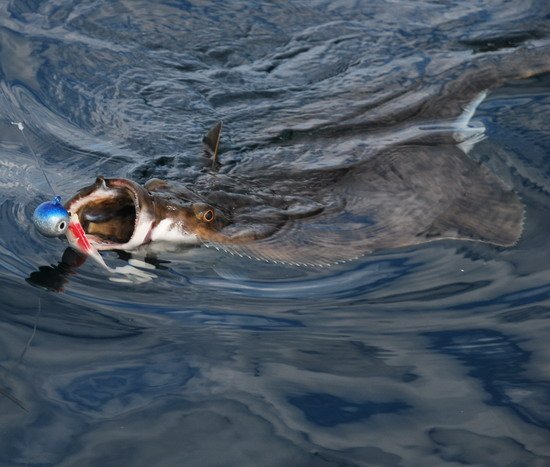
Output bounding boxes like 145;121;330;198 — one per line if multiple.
422;166;525;247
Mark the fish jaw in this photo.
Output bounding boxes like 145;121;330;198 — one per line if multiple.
65;177;156;251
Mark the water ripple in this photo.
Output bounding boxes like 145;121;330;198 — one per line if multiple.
0;1;549;465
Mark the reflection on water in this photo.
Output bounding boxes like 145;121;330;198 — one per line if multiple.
1;0;550;465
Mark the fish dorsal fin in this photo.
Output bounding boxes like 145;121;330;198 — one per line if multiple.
202;121;223;168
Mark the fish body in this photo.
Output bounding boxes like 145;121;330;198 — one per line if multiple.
64;142;524;266
63;45;550;266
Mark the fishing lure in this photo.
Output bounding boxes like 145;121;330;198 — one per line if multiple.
65;211;112;270
16;120;154;282
32;196;111;269
13;121;110;270
34;205;156;282
32;196;69;237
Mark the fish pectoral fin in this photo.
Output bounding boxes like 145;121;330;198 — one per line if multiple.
420;170;524;247
202;121;223;168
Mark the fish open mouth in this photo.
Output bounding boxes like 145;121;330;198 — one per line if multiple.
79;192;136;244
65;177;155;250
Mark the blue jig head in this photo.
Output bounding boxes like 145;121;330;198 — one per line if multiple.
33;196;70;237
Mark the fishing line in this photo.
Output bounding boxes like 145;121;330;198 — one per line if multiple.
11;121;57;197
0;295;40;413
0;292;38;413
17;296;41;367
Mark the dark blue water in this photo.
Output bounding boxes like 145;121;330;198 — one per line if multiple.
1;1;550;465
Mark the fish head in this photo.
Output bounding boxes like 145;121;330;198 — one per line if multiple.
65;176;227;250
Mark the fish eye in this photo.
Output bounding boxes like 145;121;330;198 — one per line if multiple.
202;209;215;222
192;203;216;223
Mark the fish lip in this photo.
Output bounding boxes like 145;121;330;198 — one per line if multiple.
65;177;155;251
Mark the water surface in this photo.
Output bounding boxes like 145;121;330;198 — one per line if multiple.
1;1;549;465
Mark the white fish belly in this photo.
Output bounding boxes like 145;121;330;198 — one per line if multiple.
150;219;200;244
